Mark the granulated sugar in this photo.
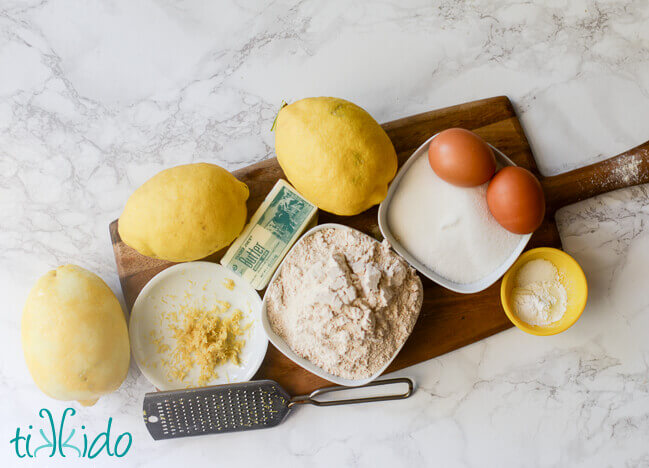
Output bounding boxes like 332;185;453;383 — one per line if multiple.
387;155;523;284
266;227;423;380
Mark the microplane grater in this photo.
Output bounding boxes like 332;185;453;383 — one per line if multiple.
143;377;414;440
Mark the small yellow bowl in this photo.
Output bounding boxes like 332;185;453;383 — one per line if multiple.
501;247;588;336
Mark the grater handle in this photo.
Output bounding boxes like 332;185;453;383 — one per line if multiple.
288;377;414;408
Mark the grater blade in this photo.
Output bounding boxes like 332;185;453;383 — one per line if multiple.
143;380;292;440
144;377;415;440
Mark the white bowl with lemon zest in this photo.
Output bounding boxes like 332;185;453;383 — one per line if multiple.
130;262;267;390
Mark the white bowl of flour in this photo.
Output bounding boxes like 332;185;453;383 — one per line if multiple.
378;134;532;294
262;224;423;386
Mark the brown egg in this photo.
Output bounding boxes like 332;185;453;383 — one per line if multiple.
428;128;496;187
486;166;545;234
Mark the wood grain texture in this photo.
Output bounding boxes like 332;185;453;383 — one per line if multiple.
110;96;649;395
541;140;649;214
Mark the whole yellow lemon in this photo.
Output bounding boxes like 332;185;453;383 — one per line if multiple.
22;265;130;406
274;97;397;216
119;163;249;262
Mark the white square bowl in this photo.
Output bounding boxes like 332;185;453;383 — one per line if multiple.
261;223;419;387
378;134;532;294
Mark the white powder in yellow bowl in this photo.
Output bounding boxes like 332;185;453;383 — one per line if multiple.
512;259;567;326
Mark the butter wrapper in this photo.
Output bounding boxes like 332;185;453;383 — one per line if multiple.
221;179;318;290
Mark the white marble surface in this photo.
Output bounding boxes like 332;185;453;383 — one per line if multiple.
1;0;649;466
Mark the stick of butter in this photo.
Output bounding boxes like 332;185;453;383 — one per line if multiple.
221;179;318;290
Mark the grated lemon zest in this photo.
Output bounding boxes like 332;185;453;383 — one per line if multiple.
151;302;250;386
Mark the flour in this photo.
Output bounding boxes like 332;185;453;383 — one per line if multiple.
387;155;523;284
589;150;647;189
611;153;643;185
266;227;423;380
512;259;567;326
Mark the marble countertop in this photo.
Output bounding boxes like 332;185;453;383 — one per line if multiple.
2;1;649;466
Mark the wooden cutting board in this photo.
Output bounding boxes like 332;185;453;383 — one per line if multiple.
110;96;649;395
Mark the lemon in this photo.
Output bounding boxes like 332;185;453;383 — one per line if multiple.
119;163;248;262
22;265;130;406
274;97;397;216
